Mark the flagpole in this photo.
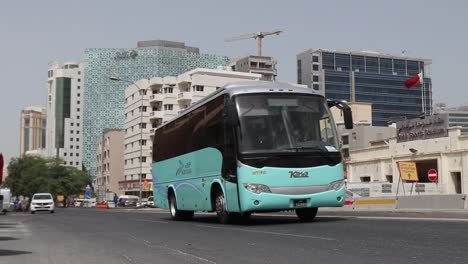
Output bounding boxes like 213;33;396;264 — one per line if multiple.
421;71;425;115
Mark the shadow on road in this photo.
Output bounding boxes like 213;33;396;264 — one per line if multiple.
0;249;32;256
170;215;348;226
0;236;20;241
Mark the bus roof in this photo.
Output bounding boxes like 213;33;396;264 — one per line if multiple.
157;81;323;129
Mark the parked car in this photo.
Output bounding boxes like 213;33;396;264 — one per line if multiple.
117;195;139;207
146;196;154;208
106;200;116;208
0;188;14;213
30;193;54;214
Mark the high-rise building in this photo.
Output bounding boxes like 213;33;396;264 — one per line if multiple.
434;105;468;134
297;49;432;126
83;40;229;177
120;68;261;196
45;62;84;168
20;106;46;157
230;55;277;81
96;129;124;202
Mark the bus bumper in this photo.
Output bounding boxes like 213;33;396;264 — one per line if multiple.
239;187;346;212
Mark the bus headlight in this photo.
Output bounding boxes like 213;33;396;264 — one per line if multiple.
243;183;271;194
327;180;345;191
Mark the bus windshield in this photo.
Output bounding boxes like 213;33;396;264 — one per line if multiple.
236;93;338;154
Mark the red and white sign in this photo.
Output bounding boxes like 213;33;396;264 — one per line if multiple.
428;169;438;182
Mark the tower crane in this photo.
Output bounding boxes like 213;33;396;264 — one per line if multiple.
225;30;282;56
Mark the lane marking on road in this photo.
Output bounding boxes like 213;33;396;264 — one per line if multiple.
128;218;169;224
127;233;216;264
194;224;336;241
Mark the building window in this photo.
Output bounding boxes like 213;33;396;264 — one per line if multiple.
313;84;319;90
71;145;74;149
193;85;204;92
77;101;80;104
141;140;147;146
77;116;80;119
77;123;80;127
70;153;73;157
342;135;349;145
71;130;74;134
76;153;79;157
77;108;80;112
313;76;319;82
64;153;67;156
76;138;79;142
142;157;147;163
78;79;81;82
142;106;147;112
76;146;79;149
164;104;173;110
312;64;319;71
71;122;74;126
360;176;371;182
77;131;80;134
69;162;73;165
77;93;81;97
140;123;147;129
70;138;74;141
77;86;81;89
312;56;319;63
76;162;79;166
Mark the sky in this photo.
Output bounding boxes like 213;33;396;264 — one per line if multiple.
0;0;467;163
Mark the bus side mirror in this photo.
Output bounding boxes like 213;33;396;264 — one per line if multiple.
342;106;353;129
328;100;353;129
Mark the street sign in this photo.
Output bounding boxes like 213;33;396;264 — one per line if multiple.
428;169;438;182
397;161;419;181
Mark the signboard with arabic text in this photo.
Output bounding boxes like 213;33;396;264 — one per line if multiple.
397;161;419;181
396;114;448;142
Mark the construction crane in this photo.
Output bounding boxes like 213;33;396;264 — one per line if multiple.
225;30;282;56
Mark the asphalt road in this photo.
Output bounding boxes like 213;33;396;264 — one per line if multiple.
1;208;467;264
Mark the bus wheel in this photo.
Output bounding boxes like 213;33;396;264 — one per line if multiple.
295;207;318;221
169;193;193;221
215;192;232;224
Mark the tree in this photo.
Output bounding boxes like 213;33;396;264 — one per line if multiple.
4;156;91;198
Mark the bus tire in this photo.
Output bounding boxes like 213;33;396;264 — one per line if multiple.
168;193;193;221
295;207;318;221
215;191;233;224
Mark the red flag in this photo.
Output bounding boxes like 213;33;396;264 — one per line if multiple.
0;153;4;185
404;72;423;89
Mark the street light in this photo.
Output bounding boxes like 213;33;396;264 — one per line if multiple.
110;76;146;206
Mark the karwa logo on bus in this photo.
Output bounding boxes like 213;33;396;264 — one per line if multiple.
176;160;192;176
289;171;309;178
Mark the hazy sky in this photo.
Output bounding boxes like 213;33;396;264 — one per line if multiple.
1;0;467;163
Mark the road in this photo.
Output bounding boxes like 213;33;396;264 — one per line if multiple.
1;208;467;264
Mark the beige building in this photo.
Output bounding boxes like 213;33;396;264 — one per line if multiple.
96;129;124;202
20;106;47;157
347;125;467;196
230;55;277;81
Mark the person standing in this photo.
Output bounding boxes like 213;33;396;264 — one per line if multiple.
113;193;119;207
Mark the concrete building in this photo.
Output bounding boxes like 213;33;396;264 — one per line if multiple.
230;55;277;81
96;129;124;202
346;115;467;197
20;106;46;157
331;102;396;159
45;62;83;168
83;40;229;178
120;68;261;196
434;104;468;134
297;49;432;126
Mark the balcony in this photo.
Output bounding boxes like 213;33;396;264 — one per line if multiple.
149;110;164;121
149;93;164;103
178;92;192;102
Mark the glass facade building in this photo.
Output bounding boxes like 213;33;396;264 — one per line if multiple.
297;50;432;126
83;43;229;176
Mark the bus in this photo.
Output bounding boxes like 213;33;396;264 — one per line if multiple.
152;82;353;223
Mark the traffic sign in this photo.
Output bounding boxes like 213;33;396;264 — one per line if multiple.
428;169;438;182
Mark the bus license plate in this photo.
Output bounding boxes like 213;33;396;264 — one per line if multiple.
294;199;307;207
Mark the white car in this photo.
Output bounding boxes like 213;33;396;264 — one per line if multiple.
30;193;55;214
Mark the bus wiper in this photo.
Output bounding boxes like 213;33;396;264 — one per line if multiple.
278;146;324;152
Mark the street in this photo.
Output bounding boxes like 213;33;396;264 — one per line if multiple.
1;208;467;264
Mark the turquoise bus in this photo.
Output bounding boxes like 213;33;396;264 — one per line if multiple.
152;82;353;223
